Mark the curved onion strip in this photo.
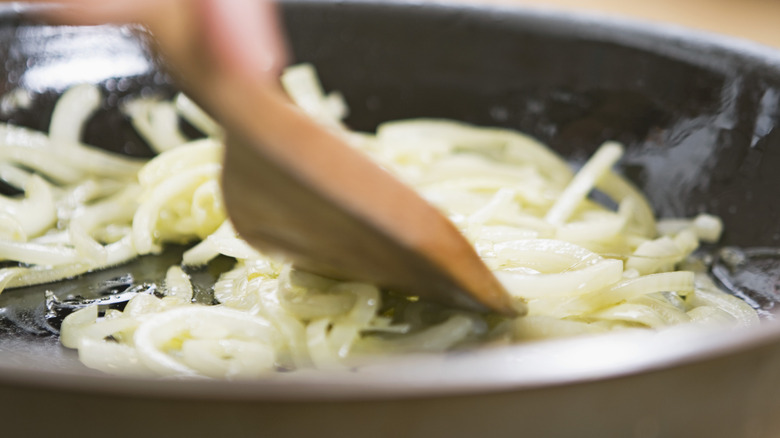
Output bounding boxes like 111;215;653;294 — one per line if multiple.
0;240;79;266
68;186;140;263
598;172;656;238
60;305;98;348
6;235;136;288
132;163;221;254
79;316;140;343
0;267;23;294
688;277;760;328
556;271;695;317
49;84;101;143
278;268;356;320
256;282;312;369
68;220;107;263
58;139;142;179
282;64;347;125
376;119;573;188
76;337;154;377
0;174;57;238
181;220;233;266
0;144;84;184
497;259;624;299
190;179;224;234
306;318;343;369
468;187;517;225
513;315;605;341
123;98;188;153
357;314;477;354
0;162;33;190
328;283;381;358
0;212;26;241
589;303;668;328
180;339;276;378
493;239;604;273
687;306;738;326
627;294;690;325
137;138;221;188
0;124;85;183
45;83;144;177
134;306;280;377
555;213;627;243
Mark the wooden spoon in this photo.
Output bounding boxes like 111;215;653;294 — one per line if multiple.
144;2;521;316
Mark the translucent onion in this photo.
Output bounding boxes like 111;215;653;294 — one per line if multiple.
0;174;57;238
133;306;281;377
175;93;223;138
545;142;623;225
0;64;756;379
497;258;624;299
553;271;696;318
122;98;188;153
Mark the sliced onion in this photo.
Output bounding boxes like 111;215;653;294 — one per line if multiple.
555;271;695;317
134;306;280;378
175;93;223;137
164;266;193;302
498;258;624;299
545;142;623;226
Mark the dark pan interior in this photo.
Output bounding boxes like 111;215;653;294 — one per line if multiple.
1;1;780;369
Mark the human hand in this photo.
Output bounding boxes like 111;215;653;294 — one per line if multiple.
22;0;287;83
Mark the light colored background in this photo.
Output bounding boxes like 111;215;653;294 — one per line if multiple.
448;0;780;48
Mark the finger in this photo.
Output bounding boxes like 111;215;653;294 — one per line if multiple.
24;0;163;25
199;0;288;83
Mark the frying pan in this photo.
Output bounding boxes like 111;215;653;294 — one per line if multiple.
1;1;780;436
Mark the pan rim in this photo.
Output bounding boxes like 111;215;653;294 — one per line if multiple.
1;0;779;401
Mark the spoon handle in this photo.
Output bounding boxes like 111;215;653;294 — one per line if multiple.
144;2;520;315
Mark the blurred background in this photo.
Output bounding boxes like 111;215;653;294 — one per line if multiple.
451;0;780;48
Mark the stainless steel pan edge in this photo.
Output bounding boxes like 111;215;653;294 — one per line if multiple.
0;2;779;436
0;321;778;401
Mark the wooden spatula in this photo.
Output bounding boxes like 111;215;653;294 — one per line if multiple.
144;2;521;316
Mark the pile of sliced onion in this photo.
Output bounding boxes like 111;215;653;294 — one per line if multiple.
0;64;759;379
